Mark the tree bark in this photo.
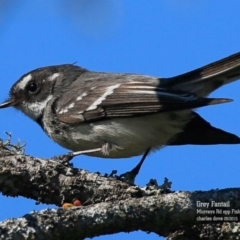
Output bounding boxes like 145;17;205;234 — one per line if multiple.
0;138;240;240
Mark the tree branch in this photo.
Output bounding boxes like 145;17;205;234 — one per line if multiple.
1;138;240;239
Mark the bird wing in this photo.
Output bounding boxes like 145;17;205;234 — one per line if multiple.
55;78;230;124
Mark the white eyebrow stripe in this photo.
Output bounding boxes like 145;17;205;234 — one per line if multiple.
18;74;32;89
87;84;121;111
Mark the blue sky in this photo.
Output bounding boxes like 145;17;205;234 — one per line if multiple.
0;1;240;239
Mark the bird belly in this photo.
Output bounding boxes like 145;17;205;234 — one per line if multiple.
46;111;192;158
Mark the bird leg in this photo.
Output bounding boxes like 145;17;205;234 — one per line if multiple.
118;148;151;184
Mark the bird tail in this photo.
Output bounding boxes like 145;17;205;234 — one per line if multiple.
163;52;240;97
169;112;240;145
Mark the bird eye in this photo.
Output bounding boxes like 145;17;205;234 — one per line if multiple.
26;81;38;93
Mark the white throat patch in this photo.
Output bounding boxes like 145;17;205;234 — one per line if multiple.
19;95;53;121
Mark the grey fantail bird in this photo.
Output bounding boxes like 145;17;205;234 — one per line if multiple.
1;52;240;178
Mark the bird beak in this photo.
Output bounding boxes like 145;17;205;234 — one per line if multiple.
0;98;16;108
